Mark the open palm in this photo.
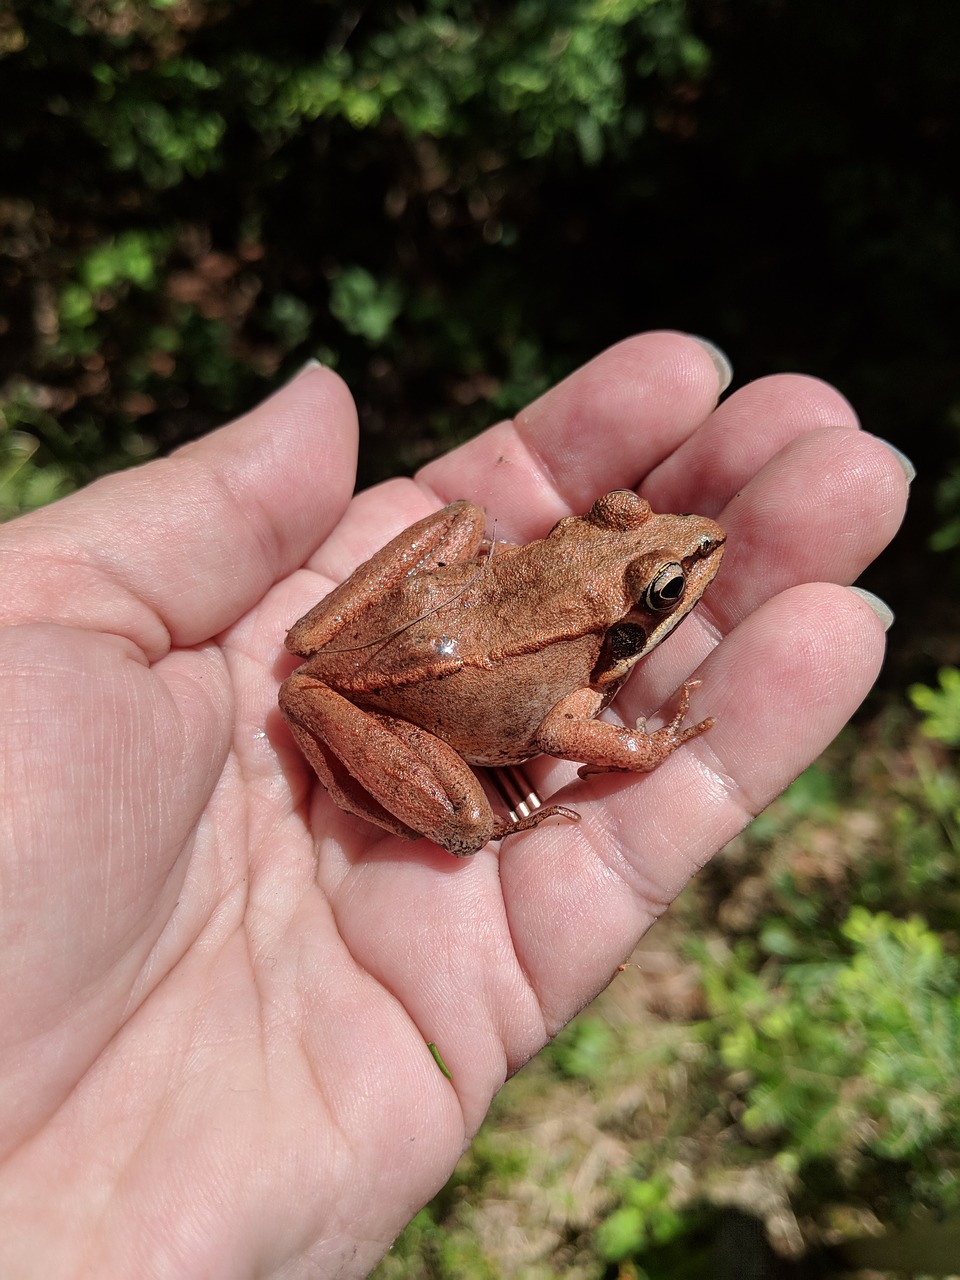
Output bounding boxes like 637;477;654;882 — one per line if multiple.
0;334;906;1277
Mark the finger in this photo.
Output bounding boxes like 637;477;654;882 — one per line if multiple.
0;366;358;657
595;421;905;730
289;332;728;597
300;477;442;585
712;426;907;625
417;332;728;537
500;582;888;1026
645;373;862;516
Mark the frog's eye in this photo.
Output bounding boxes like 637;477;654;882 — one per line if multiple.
644;563;685;612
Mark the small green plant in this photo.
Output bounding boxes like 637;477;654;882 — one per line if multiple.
545;1015;617;1081
910;667;960;747
930;403;960;553
697;908;960;1193
328;267;404;345
56;231;172;357
594;1170;686;1262
0;419;71;519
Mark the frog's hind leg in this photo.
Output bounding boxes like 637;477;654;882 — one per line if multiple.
284;500;487;656
282;707;422;844
279;672;501;856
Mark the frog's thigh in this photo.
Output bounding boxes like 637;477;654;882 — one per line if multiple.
285;501;487;654
280;674;498;856
282;706;420;842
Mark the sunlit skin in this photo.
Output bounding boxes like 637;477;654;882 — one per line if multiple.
0;333;907;1277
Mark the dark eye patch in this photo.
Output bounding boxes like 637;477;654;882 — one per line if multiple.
606;622;648;661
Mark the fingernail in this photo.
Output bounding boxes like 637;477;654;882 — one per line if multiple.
294;357;324;379
876;439;916;484
687;335;733;394
849;587;894;631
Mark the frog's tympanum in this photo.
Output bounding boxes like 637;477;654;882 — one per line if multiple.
279;490;725;856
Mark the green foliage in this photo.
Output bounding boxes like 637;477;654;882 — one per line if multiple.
268;0;704;160
931;465;960;552
0;385;148;516
688;728;960;1188
1;0;717;499
699;908;960;1186
910;667;960;747
80;231;163;293
545;1015;617;1081
55;230;172;358
87;51;226;187
375;1121;529;1279
595;1171;686;1261
265;293;314;349
0;418;71;519
377;1206;499;1280
8;0;957;503
329;267;404;345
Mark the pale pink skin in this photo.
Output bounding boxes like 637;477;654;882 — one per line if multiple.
0;333;907;1278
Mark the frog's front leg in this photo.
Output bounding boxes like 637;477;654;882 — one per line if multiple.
280;671;574;856
534;680;714;777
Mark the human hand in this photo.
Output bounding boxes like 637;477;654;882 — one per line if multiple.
0;334;907;1277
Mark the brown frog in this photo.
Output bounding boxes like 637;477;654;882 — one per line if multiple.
279;490;725;856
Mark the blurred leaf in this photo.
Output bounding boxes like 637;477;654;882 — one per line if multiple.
329;267;404;345
546;1015;616;1081
911;668;960;747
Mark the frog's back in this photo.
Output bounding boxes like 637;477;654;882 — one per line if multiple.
309;545;618;763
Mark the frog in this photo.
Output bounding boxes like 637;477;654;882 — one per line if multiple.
279;489;725;856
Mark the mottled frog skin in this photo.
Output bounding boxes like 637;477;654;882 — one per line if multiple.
279;490;725;856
